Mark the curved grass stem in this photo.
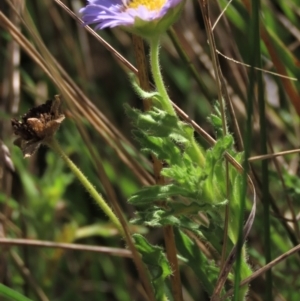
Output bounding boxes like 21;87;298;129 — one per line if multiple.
46;137;124;237
149;37;205;167
149;36;175;116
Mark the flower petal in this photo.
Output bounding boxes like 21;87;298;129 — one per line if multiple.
80;0;186;37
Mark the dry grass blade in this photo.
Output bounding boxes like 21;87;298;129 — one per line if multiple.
2;2;153;186
0;238;132;257
249;148;300;162
196;1;256;299
54;0;137;73
216;50;297;80
0;11;150;186
1;4;156;300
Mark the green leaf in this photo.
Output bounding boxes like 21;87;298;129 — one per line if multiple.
0;284;34;301
128;183;202;205
129;73;161;101
205;135;233;168
133;130;183;165
133;234;171;301
202;135;233;202
125;105;193;144
160;156;202;188
131;200;228;237
174;230;223;297
209;113;223;129
131;206;204;235
132;207;181;227
201;221;233;254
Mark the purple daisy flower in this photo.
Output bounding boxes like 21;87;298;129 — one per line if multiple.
80;0;185;37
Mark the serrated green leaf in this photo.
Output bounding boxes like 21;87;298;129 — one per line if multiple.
209;114;223;128
128;74;161;100
205;135;233;164
133;130;183;165
130;202;227;237
133;234;171;301
128;183;202;205
174;230;220;296
202;135;233;202
125;105;193;142
133;208;182;227
170;200;227;216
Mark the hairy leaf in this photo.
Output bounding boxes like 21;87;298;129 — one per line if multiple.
133;234;171;301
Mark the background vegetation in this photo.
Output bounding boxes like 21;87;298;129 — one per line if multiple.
1;0;300;300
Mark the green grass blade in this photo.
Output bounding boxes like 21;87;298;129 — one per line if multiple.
0;284;34;301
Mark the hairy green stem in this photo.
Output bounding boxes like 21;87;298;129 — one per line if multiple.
149;36;175;116
149;37;205;167
190;139;205;167
46;138;124;237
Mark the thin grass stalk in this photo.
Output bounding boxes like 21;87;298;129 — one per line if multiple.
162;226;183;301
48;136;156;301
242;0;300;116
5;0;154;187
170;20;244;152
22;7;154;185
222;242;300;300
267;140;300;238
10;251;49;301
46;138;124;235
233;1;256;299
0;238;132;257
173;95;257;300
0;6;152;188
71;110;158;300
212;0;248;101
1;7;156;300
167;27;212;101
197;0;231;281
149;36;175;116
253;0;273;298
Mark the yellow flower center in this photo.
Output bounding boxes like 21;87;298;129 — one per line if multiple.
127;0;165;11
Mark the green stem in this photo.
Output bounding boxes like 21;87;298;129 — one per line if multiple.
190;139;205;167
149;36;175;116
46;137;124;237
149;37;205;167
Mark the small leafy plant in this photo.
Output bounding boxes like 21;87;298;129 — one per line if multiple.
4;1;263;301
